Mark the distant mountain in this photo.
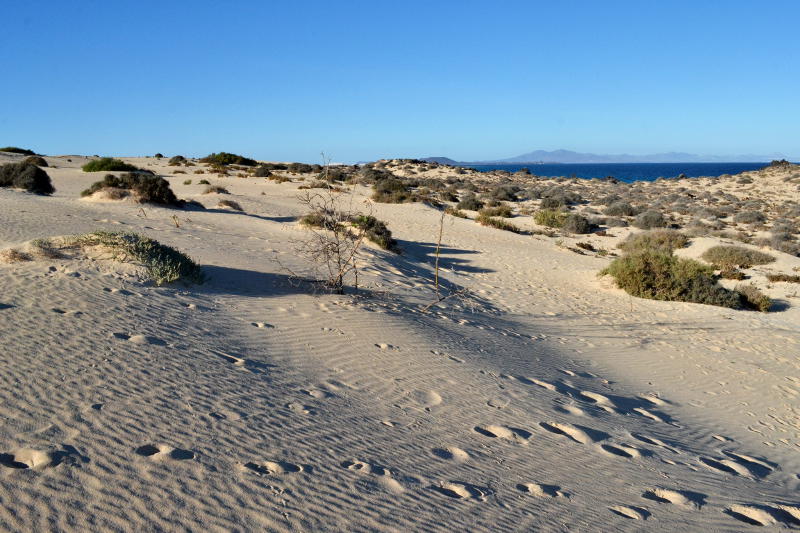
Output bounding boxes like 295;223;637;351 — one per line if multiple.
421;156;461;165
422;149;795;165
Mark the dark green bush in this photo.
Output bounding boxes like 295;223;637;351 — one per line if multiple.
737;284;771;312
200;152;257;167
601;250;742;308
0;147;35;155
253;166;273;177
168;155;186;166
81;173;179;205
350;215;399;252
23;156;47;167
562;214;593;234
0;162;55;195
198;179;210;185
82;158;142;172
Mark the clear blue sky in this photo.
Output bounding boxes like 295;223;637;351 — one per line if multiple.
2;0;798;162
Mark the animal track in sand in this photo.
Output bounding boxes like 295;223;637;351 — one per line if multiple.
609;506;650;520
539;422;609;444
244;460;303;476
600;443;642;459
473;425;532;444
642;488;706;509
135;444;195;461
431;481;492;502
516;483;569;499
431;447;469;462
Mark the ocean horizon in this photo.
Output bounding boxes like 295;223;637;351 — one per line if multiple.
467;162;775;182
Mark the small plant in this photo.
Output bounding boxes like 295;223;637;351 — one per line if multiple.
701;245;775;269
253;166;273;177
478;205;513;218
82;158;140;172
444;207;468;218
203;185;229;194
766;273;800;283
65;232;204;285
350;215;399;252
0;162;55;194
194;169;205;175
456;193;484;211
736;284;771;312
23;156;48;167
168;155;186;166
618;230;689;253
604;201;639;217
183;179;192;185
562;213;593;234
217;199;243;211
82;173;180;206
198;179;210;185
476;213;521;233
534;209;566;228
720;268;746;280
633;210;667;229
0;248;33;263
734;211;766;224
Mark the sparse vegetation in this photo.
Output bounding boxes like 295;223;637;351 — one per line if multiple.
478;205;513;218
456;193;484;211
766;273;800;283
168;155;186;166
476;213;521;233
217;199;243;211
701;245;775;270
604;201;639;217
737;284;771;312
633;210;667;229
445;207;468;218
534;209;567;228
82;158;141;172
618;230;689;253
200;152;257;167
81;173;180;205
562;213;593;234
203;185;229;194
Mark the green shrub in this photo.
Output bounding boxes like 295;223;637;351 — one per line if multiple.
456;193;484;211
350;215;399;252
562;214;593;234
633;210;666;229
476;213;521;233
82;158;140;172
604;201;639;217
0;147;36;155
0;162;55;195
67;232;204;285
601;250;742;308
168;155;186;166
534;209;567;228
701;245;775;269
23;156;47;167
183;179;192;185
736;284;771;312
253;166;272;177
618;230;689;253
200;152;257;167
478;205;513;218
154;153;164;159
198;179;210;185
203;185;229;194
81;173;179;205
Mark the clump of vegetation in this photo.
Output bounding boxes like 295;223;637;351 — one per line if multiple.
604;201;639;217
23;156;47;167
183;179;192;185
478;205;513;218
476;213;521;233
350;215;399;252
618;230;689;253
0;248;33;263
200;152;257;167
733;211;766;224
253;166;273;177
217;199;243;211
81;173;180;205
766;273;800;283
203;185;229;194
154;153;164;159
372;177;417;203
737;284;771;312
601;250;742;308
82;158;141;172
534;208;567;228
0;147;35;155
0;162;55;195
456;193;484;211
633;210;667;229
168;155;186;166
198;179;210;185
720;269;746;280
562;214;593;234
66;232;204;285
701;245;775;269
444;207;468;218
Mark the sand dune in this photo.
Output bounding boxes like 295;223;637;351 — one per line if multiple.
0;154;798;531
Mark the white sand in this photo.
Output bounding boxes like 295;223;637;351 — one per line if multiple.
0;154;798;531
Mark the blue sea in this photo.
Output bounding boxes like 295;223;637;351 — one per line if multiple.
467;162;770;183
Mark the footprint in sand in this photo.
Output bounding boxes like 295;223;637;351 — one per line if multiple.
539;422;609;444
632;433;680;454
642;488;706;509
431;481;492;502
411;390;442;411
516;483;569;499
375;343;398;351
341;460;405;494
474;424;532;444
601;443;642;459
431;447;469;462
340;460;391;476
609;506;650;520
251;322;274;329
135;444;195;461
723;504;800;527
243;460;303;476
698;456;769;479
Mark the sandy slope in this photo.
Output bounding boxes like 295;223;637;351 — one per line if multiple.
0;155;798;532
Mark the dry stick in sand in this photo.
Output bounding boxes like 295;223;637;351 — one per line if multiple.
422;210;469;312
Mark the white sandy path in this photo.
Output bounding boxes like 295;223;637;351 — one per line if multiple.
0;155;797;531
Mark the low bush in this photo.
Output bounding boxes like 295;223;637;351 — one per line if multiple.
67;231;203;285
81;173;180;205
701;245;775;269
766;273;800;283
203;185;229;194
737;284;771;312
604;201;639;217
476;213;521;233
23;156;47;167
154;153;164;159
253;166;273;177
183;179;192;185
601;250;742;309
198;179;210;185
456;193;484;211
217;199;243;211
200;152;257;167
562;214;593;234
734;211;766;224
168;155;186;166
618;230;689;253
541;197;565;209
0;162;55;194
534;208;566;228
0;147;36;155
82;158;140;172
479;205;513;218
633;210;667;229
445;207;468;218
350;215;399;252
720;269;746;280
